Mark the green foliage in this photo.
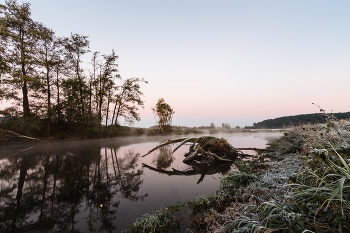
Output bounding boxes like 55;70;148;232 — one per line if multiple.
152;98;175;133
0;117;42;137
0;106;20;118
0;0;45;117
111;77;147;127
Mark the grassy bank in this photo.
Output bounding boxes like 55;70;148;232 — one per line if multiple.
126;119;350;232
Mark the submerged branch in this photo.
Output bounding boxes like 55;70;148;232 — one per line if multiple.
236;147;274;152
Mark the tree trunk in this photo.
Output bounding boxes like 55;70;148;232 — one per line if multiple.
88;79;92;119
22;80;31;118
22;57;31;118
20;26;31;118
98;73;103;125
112;88;126;126
76;53;85;118
98;95;103;126
77;71;85;117
111;101;118;126
115;97;123;126
56;67;61;122
105;90;110;128
46;63;51;136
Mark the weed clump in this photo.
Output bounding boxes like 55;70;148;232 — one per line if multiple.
127;207;180;233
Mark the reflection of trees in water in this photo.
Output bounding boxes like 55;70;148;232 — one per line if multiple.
152;144;174;169
143;162;232;184
112;149;147;201
0;145;147;233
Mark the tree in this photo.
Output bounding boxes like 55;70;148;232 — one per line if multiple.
0;3;9;78
95;50;120;126
111;77;147;127
62;33;90;118
0;0;44;118
88;51;99;118
51;38;65;124
152;98;175;133
37;26;62;135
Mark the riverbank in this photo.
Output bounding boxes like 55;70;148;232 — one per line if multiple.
126;119;350;232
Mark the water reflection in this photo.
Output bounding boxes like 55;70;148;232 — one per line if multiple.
143;162;232;184
151;144;174;169
0;144;146;233
114;149;147;201
0;132;283;232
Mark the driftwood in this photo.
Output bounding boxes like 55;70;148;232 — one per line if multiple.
236;147;274;152
142;136;243;164
0;129;41;141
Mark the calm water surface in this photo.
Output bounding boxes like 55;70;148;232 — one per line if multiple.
0;132;282;232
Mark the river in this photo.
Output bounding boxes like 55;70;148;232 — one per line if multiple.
0;131;282;232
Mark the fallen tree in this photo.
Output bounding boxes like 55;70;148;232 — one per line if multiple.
142;136;244;164
0;128;41;144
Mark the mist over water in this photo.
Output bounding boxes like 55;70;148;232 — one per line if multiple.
0;132;282;232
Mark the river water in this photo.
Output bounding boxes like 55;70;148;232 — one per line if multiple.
0;131;282;232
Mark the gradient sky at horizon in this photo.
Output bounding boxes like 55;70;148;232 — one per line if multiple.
1;0;349;127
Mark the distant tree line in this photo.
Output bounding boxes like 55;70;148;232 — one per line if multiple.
0;0;147;137
245;112;350;129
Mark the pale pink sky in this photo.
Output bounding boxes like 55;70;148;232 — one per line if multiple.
1;0;349;127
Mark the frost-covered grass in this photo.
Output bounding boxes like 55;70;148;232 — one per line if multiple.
267;119;350;154
192;154;301;233
218;119;350;233
126;204;181;233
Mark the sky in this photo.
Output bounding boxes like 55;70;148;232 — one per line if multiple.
1;0;349;128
